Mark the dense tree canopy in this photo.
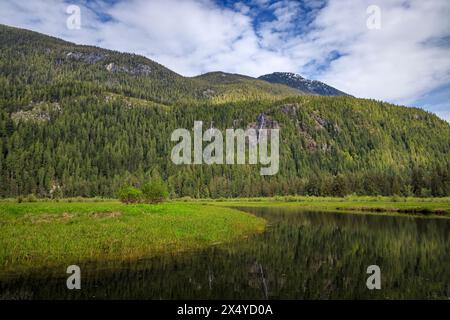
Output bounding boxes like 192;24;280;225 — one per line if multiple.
0;24;449;198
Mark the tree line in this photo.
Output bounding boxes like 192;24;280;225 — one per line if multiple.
0;94;448;198
1;24;449;199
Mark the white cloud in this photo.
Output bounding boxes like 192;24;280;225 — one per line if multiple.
437;111;450;123
305;0;450;105
0;0;449;119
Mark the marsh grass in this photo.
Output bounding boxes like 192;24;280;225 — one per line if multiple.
203;196;450;216
1;196;448;278
0;202;265;277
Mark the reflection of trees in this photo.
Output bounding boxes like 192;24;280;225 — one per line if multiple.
1;209;448;299
247;261;269;299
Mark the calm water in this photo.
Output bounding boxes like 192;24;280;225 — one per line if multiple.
1;208;449;299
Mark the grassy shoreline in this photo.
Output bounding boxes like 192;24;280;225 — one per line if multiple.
3;195;449;213
201;196;450;217
1;196;448;277
0;202;265;277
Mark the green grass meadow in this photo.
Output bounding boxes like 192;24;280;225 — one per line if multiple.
1;196;449;277
0;201;265;276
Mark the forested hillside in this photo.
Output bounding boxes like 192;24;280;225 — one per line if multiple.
1;24;449;198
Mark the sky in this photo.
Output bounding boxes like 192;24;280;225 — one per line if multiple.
0;0;449;122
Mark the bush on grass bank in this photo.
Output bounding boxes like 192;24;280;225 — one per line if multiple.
141;180;169;204
116;186;142;204
116;180;169;204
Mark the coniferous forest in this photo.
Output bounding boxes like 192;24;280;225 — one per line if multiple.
1;24;449;198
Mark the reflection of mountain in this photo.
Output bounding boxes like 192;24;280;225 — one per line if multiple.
1;208;448;299
1;24;449;198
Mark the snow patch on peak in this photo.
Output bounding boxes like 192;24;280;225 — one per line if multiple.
258;72;348;97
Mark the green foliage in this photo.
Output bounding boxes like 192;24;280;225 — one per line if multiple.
25;194;38;202
51;186;63;200
0;25;449;199
141;180;169;204
116;186;142;204
331;174;349;197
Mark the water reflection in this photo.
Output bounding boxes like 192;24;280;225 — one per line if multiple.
1;208;449;299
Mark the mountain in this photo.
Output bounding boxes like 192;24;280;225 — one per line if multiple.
0;24;449;198
0;24;303;107
258;72;348;96
191;71;303;102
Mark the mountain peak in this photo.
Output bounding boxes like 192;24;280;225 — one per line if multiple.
258;72;348;97
271;72;305;79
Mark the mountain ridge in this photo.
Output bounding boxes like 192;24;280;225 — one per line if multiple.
0;24;346;102
258;72;348;96
0;24;449;198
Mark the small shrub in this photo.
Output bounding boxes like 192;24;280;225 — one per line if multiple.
116;186;142;204
284;195;298;202
51;186;63;200
141;180;169;204
25;194;38;202
420;188;432;198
